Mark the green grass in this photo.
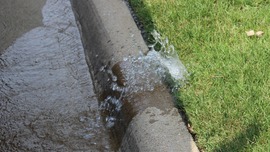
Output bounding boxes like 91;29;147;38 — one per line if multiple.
128;0;270;151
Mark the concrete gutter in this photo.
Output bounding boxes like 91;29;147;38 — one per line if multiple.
71;0;199;151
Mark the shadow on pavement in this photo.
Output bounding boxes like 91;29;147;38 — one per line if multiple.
214;121;261;152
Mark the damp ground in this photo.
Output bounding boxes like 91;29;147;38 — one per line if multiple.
1;0;192;151
0;0;113;151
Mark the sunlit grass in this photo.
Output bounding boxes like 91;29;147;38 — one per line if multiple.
129;0;270;151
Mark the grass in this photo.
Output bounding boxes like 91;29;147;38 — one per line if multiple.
128;0;270;151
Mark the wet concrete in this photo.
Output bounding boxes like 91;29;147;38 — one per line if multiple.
0;0;199;151
102;59;197;151
120;107;199;152
0;0;112;151
0;0;46;55
70;0;148;94
71;0;199;151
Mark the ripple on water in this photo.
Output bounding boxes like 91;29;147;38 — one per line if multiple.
0;0;112;151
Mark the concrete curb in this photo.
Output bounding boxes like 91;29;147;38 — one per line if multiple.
71;0;199;151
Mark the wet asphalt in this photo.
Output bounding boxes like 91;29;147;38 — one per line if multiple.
0;0;112;151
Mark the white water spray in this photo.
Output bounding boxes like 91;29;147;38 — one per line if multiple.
100;30;188;128
148;30;188;81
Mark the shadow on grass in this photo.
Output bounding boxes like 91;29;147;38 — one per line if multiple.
214;122;261;152
175;91;261;152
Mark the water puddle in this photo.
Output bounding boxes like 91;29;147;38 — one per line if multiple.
0;0;112;151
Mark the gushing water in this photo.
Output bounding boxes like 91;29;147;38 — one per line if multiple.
148;30;188;81
100;30;188;128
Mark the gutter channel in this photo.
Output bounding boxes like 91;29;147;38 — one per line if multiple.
70;0;199;151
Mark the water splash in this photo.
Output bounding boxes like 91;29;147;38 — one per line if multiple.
148;30;188;81
100;30;188;128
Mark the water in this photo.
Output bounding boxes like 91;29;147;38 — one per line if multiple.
148;30;188;81
100;30;188;128
1;0;188;150
0;0;112;151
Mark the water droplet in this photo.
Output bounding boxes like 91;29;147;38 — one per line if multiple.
83;133;94;139
106;116;116;128
99;65;106;72
111;83;117;91
79;116;86;122
123;57;128;61
112;75;117;82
